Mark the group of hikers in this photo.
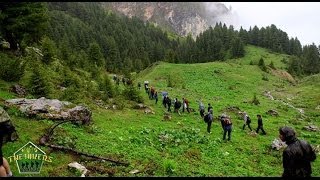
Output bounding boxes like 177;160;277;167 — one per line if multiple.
140;81;268;142
137;80;317;178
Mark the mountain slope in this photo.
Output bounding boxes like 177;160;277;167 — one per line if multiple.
100;2;232;38
1;46;319;177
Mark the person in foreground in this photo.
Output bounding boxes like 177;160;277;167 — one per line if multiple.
279;126;316;178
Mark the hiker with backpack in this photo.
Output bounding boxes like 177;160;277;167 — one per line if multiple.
174;98;182;115
207;103;213;113
198;100;205;118
150;86;155;99
220;113;227;130
162;92;168;108
256;114;267;135
242;112;252;131
182;98;190;113
154;91;158;104
223;115;232;141
144;81;149;93
204;109;213;133
166;96;172;112
279;126;317;177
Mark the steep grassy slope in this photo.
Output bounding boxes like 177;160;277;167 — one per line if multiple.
1;46;319;177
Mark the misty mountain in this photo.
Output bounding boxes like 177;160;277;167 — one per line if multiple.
100;2;232;38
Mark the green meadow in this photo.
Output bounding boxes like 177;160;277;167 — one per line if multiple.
1;46;319;177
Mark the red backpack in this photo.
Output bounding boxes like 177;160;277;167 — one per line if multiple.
224;118;232;125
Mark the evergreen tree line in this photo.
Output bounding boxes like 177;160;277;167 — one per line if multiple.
1;2;320;80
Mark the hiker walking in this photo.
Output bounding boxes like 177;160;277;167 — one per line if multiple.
182;98;190;113
154;91;158;104
207;103;213;113
256;114;266;135
144;81;149;93
174;98;182;115
137;82;141;90
167;96;172;112
198;100;205;118
220;113;227;130
279;126;317;178
161;92;168;108
207;109;213;133
150;86;155;99
242;112;252;131
223;115;232;141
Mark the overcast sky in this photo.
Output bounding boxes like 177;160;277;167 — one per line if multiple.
220;2;320;46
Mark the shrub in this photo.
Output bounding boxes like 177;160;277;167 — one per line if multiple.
60;85;84;103
252;93;260;105
262;74;269;81
269;61;276;69
258;57;268;72
122;85;144;103
41;36;57;64
0;53;25;82
28;65;53;98
162;159;177;175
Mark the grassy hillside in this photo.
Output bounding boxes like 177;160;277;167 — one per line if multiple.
1;46;319;177
228;45;291;70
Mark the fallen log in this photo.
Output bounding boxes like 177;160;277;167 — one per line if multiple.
39;121;129;166
45;143;129;166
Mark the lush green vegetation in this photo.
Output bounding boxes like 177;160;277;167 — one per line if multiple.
0;2;319;177
1;45;319;177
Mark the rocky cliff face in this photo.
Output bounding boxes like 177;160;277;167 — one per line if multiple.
101;2;232;39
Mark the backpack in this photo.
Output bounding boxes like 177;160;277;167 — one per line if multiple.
224;118;232;125
247;116;251;123
204;114;210;123
175;101;181;109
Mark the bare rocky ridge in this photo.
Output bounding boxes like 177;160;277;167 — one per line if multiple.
101;2;232;39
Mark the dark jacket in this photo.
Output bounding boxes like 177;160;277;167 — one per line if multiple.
257;117;263;126
208;113;213;122
281;127;316;177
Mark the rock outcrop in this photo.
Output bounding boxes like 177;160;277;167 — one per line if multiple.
101;2;232;39
5;97;92;125
266;109;279;117
271;138;287;150
0;106;11;123
303;125;318;132
10;84;27;97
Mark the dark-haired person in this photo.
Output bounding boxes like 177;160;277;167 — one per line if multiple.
207;103;213;113
279;126;316;178
242;112;252;131
198;100;205;118
256;114;266;135
207;109;213;133
166;96;172;112
223;116;232;141
182;98;190;113
174;98;181;115
154;91;158;104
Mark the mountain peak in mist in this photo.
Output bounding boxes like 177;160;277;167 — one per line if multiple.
101;2;234;38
